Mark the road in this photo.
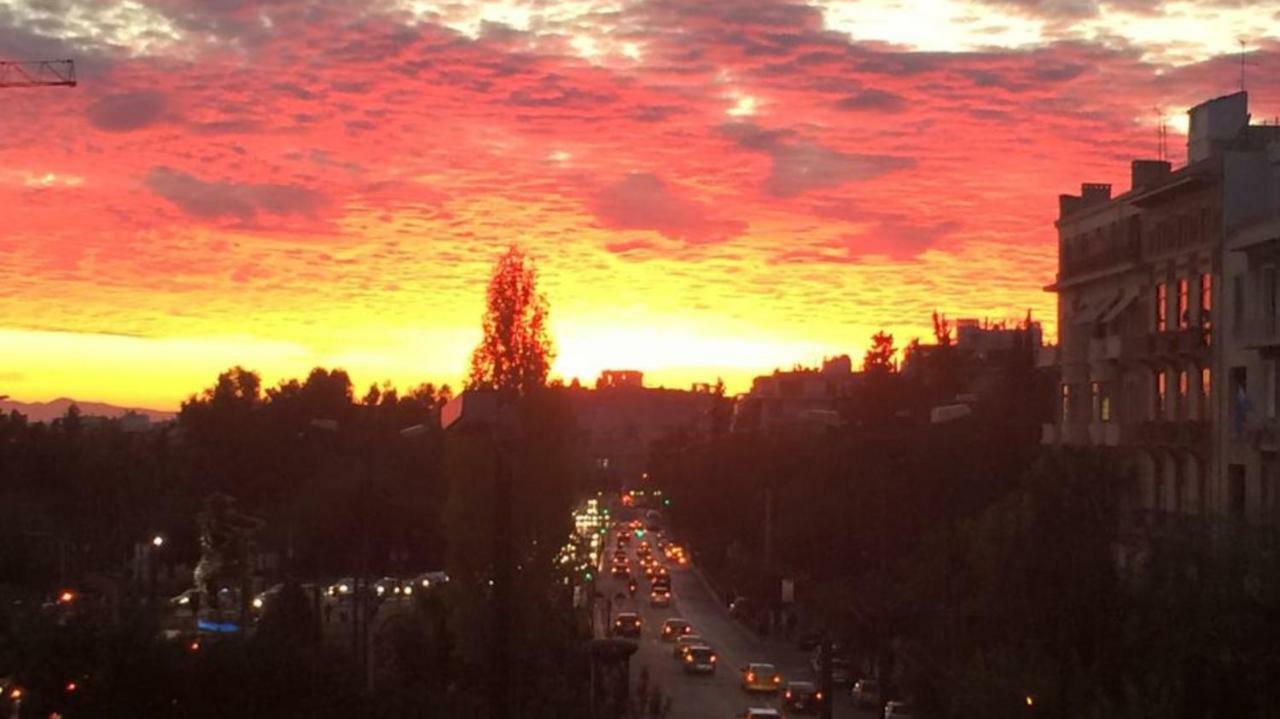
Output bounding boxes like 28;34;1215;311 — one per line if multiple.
601;533;867;719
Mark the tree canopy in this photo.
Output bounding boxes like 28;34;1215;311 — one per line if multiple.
467;246;555;394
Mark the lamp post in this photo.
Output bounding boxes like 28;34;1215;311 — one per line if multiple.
149;534;164;629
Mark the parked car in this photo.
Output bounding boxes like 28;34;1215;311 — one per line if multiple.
883;700;914;719
851;678;881;709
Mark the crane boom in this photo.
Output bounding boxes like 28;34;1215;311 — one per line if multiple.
0;60;76;88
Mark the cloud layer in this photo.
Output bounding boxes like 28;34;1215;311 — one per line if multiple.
2;0;1279;405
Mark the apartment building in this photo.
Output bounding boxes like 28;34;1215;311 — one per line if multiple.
1045;91;1280;526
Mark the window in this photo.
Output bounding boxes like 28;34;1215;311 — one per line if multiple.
1177;277;1190;329
1229;464;1246;519
1233;274;1244;336
1267;266;1278;334
1101;393;1112;423
1230;367;1248;438
1091;382;1100;421
1155;371;1167;419
1178;370;1189;417
1060;384;1071;423
1201;366;1212;419
1200;273;1212;328
1156;282;1168;332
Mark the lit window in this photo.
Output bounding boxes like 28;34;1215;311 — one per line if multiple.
1178;278;1190;329
1156;282;1168;332
1155;371;1167;418
1060;384;1071;423
1201;367;1211;400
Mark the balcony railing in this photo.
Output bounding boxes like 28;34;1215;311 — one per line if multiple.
1088;422;1121;446
1087;336;1121;363
1061;238;1141;280
1240;316;1280;349
1125;420;1211;451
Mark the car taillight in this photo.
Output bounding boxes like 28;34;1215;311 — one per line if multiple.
747;673;756;682
773;675;781;683
785;691;792;699
710;655;717;663
684;655;692;662
816;692;823;700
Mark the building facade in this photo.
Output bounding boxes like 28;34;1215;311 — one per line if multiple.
1045;91;1280;526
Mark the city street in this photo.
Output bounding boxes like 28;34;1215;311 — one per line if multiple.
601;535;865;719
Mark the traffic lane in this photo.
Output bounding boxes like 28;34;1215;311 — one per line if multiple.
618;555;856;717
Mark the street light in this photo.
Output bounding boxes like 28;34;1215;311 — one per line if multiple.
152;534;165;548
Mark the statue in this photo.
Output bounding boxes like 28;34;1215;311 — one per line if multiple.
193;493;265;624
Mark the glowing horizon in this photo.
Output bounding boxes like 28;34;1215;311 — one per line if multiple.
3;0;1278;410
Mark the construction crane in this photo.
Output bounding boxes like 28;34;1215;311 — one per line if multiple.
0;60;76;89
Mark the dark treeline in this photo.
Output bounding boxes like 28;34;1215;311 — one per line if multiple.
1;366;451;588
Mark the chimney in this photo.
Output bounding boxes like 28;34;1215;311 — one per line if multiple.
1080;183;1112;206
1058;194;1081;218
1131;160;1171;190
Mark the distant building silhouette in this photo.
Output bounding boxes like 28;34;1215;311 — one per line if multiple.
1044;91;1280;529
732;355;859;432
563;371;719;490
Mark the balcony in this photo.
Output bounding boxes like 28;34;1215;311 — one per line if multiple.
1240;316;1280;350
1087;336;1121;363
1243;419;1280;450
1088;422;1121;446
1126;420;1211;452
1151;328;1210;358
1061;237;1141;282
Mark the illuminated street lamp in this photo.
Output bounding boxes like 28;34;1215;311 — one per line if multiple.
152;534;165;548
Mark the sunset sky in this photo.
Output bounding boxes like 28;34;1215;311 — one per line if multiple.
2;0;1279;409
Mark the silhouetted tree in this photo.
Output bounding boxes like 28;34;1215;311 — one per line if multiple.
467;246;554;394
863;331;898;374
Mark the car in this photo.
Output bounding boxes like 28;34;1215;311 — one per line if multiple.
611;564;631;580
673;633;705;658
883;700;914;719
251;583;284;614
650;588;671;607
729;596;754;621
741;662;783;692
373;577;408;598
661;618;692;641
411;571;449;591
741;709;782;719
851;678;881;709
613;612;642;638
782;681;823;714
326;578;355;599
682;645;717;673
651;576;671;593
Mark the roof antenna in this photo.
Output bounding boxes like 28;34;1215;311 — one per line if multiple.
1239;38;1247;91
1154;106;1167;161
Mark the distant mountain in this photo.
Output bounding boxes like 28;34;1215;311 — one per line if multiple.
0;397;175;423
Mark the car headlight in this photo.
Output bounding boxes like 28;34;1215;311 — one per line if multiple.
252;598;264;609
403;586;413;596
